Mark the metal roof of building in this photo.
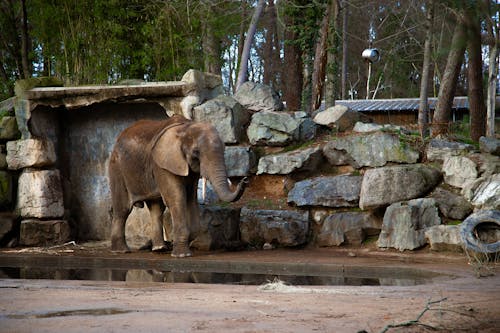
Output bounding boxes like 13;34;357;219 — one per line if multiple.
335;97;469;112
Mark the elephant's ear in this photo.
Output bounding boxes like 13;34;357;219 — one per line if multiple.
152;127;189;176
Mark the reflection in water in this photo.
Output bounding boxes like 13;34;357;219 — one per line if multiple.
0;266;427;286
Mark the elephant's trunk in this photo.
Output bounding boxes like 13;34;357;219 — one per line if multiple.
208;168;248;202
202;153;247;202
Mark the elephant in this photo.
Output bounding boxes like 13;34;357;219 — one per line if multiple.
108;114;247;257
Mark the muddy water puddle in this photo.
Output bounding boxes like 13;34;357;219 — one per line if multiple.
0;254;445;286
7;308;133;319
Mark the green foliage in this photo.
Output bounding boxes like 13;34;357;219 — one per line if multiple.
282;140;316;153
0;0;243;95
245;198;287;210
450;115;475;145
0;0;492;121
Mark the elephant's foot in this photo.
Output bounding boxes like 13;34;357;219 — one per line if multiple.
171;251;192;258
152;240;173;253
111;238;131;253
171;243;192;258
111;246;131;254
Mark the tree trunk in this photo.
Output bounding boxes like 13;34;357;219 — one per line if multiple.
263;0;279;88
432;22;466;137
486;43;498;137
202;5;221;76
325;0;340;108
341;0;349;100
283;13;303;110
235;0;265;92
485;0;499;138
466;10;487;142
310;3;332;112
20;0;30;79
418;0;434;139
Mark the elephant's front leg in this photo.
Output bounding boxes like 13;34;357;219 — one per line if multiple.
147;200;168;252
169;200;192;257
187;178;201;241
161;184;192;258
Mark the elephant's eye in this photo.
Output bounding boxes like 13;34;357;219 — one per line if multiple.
192;148;200;160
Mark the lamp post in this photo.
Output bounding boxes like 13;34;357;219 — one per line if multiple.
362;48;380;99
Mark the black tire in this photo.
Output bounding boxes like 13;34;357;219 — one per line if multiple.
460;210;500;253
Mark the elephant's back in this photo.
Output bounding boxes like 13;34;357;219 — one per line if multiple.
121;119;172;142
116;116;188;144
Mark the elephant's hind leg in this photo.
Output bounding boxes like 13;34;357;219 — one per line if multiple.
111;211;130;253
109;167;132;253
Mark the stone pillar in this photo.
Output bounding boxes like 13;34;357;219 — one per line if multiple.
6;137;69;246
0;99;20;245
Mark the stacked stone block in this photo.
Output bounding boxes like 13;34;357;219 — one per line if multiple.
0;98;20;246
6;137;69;246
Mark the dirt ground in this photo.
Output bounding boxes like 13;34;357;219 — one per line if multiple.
0;245;499;333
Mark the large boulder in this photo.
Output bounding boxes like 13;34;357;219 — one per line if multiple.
313;105;370;131
17;169;64;219
257;147;323;175
442;156;478;188
192;95;249;144
6;138;56;170
430;187;473;220
125;207;154;249
295;111;318;141
473;152;500;177
425;225;463;252
323;132;419;168
479;136;500;156
425;138;475;162
353;122;406;133
377;198;441;251
288;175;362;208
461;174;500;210
315;211;381;247
240;208;309;248
0;97;15;115
190;206;242;251
180;69;224;119
247;111;301;146
359;164;442;210
233;81;284;112
0;116;20;141
224;146;256;177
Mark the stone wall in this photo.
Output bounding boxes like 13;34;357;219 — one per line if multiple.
1;75;499;254
181;83;499;254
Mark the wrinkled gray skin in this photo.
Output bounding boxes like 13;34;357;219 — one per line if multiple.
109;115;247;257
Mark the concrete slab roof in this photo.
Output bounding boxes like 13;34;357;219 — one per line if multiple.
22;82;195;109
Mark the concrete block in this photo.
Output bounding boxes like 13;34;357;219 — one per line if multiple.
17;169;64;218
19;219;70;246
6;138;56;170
